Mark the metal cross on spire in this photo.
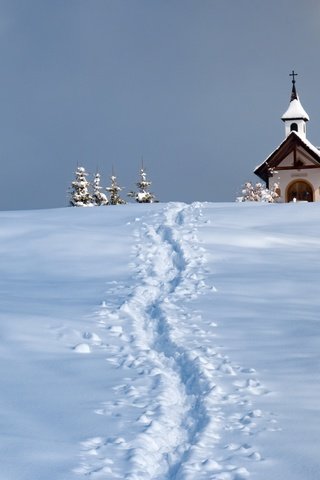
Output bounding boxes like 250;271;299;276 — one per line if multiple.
289;70;298;84
289;70;298;101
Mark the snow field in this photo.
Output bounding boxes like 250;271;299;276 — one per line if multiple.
0;202;320;479
73;203;277;479
196;202;320;480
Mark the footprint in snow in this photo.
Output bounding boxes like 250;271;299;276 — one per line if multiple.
82;331;102;345
73;343;91;353
234;378;269;396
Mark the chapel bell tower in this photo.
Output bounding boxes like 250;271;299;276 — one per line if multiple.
281;70;309;139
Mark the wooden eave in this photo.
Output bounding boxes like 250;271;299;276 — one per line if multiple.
254;132;320;182
281;116;309;121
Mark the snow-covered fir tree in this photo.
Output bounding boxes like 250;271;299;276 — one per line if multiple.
92;173;109;206
128;166;157;203
106;174;126;205
69;166;93;207
238;181;280;203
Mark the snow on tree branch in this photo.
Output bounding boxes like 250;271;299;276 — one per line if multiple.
128;167;158;203
69;166;94;207
237;182;280;203
93;173;109;206
106;175;126;205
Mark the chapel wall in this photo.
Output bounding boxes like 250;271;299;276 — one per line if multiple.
269;169;320;202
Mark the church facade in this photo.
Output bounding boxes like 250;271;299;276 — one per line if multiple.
254;73;320;202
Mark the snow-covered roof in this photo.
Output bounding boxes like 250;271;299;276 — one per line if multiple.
281;97;309;121
254;131;320;177
298;132;320;157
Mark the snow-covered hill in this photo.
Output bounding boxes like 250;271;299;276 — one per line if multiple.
1;202;320;480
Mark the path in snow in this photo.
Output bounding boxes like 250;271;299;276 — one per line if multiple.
74;203;277;480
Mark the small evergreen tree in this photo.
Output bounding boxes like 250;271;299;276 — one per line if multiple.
69;166;93;207
106;174;126;205
128;166;157;203
92;173;109;206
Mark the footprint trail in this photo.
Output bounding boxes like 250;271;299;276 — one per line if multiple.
74;202;278;479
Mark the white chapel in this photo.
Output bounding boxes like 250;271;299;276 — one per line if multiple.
254;72;320;202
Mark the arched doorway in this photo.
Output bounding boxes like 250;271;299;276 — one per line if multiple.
286;180;314;202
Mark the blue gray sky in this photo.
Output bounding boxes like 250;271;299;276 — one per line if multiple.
0;0;320;210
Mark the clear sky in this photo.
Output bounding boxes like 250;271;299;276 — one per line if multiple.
0;0;320;210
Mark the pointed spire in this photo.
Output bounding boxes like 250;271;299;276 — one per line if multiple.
282;71;309;122
289;70;298;101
